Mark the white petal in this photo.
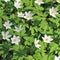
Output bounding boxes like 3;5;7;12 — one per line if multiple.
2;31;4;35
55;56;59;60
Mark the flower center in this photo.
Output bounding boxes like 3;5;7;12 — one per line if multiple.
26;15;30;18
14;39;16;42
58;0;60;2
36;43;38;45
19;14;23;17
16;3;19;7
6;23;9;26
46;38;48;41
37;0;42;2
51;10;54;14
4;35;6;38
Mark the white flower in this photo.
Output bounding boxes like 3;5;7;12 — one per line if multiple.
4;0;10;2
42;34;53;43
35;0;44;5
49;7;58;17
55;56;60;60
24;11;33;21
2;31;11;40
14;0;22;9
3;21;12;29
17;12;24;18
14;25;23;32
56;0;60;3
34;38;41;48
11;35;20;45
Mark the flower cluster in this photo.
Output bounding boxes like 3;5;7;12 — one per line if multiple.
17;11;33;21
34;34;53;48
35;0;59;18
2;0;60;60
2;20;23;45
4;0;59;18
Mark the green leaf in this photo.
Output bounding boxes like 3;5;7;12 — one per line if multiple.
50;42;58;53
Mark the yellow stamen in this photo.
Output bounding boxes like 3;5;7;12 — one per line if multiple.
37;0;42;2
14;39;16;42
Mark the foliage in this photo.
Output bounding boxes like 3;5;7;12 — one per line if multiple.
0;0;60;60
